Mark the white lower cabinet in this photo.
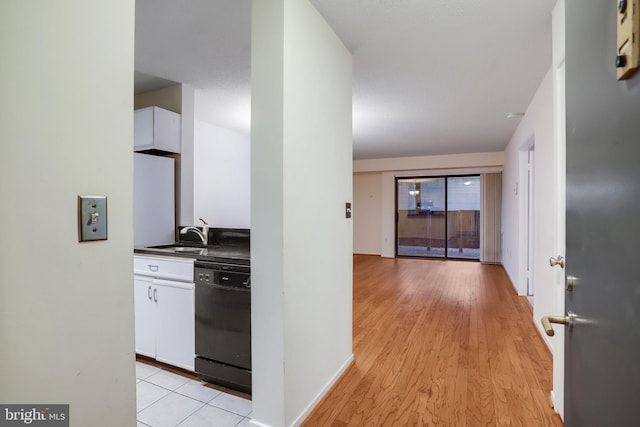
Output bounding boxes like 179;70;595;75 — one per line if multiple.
134;275;156;358
134;255;194;371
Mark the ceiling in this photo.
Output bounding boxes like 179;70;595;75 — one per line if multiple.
135;0;556;160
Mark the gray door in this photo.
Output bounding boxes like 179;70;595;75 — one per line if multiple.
565;1;640;425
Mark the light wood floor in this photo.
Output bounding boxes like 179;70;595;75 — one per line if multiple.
302;255;563;427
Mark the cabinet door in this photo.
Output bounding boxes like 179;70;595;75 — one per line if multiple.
153;107;181;153
133;106;181;153
154;280;195;371
134;275;156;358
133;107;154;151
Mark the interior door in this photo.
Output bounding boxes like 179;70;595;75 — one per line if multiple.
563;1;640;425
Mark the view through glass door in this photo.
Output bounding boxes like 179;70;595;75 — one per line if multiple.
396;176;480;260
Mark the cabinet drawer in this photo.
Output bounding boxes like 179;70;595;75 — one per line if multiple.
134;255;193;282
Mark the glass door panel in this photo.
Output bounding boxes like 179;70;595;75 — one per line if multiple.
397;178;446;257
397;175;480;260
446;176;480;260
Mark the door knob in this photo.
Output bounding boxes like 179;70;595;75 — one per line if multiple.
549;255;565;269
541;311;576;336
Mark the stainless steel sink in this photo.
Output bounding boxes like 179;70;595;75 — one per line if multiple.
146;243;206;253
173;247;205;253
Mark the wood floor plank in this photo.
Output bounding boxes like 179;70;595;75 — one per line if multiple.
302;256;561;426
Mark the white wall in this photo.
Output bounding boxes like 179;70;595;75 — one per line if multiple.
502;69;557;346
194;120;250;228
134;85;183;113
353;173;382;254
501;139;526;292
353;152;504;256
251;0;353;425
0;1;136;426
180;85;196;226
354;151;504;173
502;35;566;417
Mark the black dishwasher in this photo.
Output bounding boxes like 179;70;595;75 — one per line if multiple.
194;260;251;393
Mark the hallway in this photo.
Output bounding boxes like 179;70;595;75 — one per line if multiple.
303;255;563;426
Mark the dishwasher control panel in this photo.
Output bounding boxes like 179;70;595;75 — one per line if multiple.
194;263;250;289
194;268;214;285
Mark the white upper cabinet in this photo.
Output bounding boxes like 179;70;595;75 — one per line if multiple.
134;106;181;153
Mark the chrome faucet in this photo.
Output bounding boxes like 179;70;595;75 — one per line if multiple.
180;218;209;246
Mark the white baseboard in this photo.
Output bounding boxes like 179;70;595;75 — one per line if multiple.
289;353;355;427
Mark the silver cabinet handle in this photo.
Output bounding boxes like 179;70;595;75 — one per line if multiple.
148;265;159;272
147;286;152;300
549;255;565;269
541;311;575;336
153;288;158;303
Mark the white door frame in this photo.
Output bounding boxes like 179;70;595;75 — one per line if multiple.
551;0;566;419
527;145;535;298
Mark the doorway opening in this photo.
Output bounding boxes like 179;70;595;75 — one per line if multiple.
526;145;535;305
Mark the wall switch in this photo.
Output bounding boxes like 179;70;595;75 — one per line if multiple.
78;196;107;242
346;202;352;219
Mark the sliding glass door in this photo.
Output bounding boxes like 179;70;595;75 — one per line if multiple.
397;177;446;257
446;176;480;259
396;176;480;260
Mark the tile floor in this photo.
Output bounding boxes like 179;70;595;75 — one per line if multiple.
136;361;252;427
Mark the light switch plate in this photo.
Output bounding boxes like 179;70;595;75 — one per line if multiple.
78;196;107;242
346;202;352;219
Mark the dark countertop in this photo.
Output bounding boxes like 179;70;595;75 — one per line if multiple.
134;244;250;266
